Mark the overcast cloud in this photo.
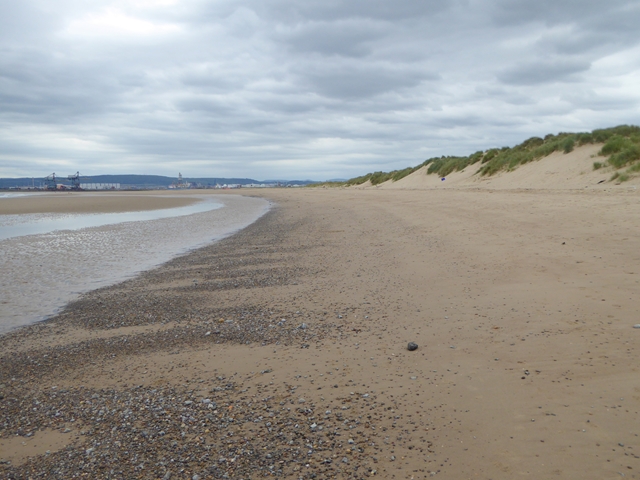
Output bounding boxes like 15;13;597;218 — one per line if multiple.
1;0;639;180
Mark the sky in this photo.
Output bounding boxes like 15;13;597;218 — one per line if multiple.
1;0;639;180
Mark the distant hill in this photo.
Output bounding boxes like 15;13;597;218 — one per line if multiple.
0;174;317;189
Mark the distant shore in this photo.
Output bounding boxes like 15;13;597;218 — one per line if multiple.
1;187;639;478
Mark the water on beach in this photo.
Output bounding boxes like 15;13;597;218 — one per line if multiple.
0;197;225;241
0;195;269;334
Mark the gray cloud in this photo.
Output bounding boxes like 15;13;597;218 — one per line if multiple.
298;60;434;99
0;0;639;180
498;59;592;85
277;19;388;57
253;0;454;22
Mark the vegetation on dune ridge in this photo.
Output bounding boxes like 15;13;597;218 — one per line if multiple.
336;125;640;186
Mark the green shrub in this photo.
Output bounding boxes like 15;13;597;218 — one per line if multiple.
600;135;630;155
522;137;544;149
391;167;418;182
345;173;372;186
306;181;346;188
593;161;603;170
423;152;485;177
439;157;465;177
608;144;640;169
628;162;640;173
593;125;640;143
578;133;593;145
369;171;393;185
426;157;447;175
618;173;630;182
482;148;499;164
562;137;575;153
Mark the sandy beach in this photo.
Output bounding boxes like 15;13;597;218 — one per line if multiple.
1;186;640;479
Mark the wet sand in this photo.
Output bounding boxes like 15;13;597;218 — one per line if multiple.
1;187;640;479
0;191;199;215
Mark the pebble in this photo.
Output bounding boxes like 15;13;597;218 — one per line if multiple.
407;342;418;351
633;324;640;329
0;208;422;480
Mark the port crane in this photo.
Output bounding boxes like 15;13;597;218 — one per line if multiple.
42;171;86;190
68;171;82;190
44;173;57;190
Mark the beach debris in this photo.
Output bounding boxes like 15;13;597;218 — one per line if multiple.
407;342;418;351
633;324;640;329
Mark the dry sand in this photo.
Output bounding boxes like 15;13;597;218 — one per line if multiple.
1;185;640;479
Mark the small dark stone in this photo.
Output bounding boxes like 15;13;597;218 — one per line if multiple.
407;342;418;351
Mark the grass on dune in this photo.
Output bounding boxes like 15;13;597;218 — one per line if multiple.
342;125;640;186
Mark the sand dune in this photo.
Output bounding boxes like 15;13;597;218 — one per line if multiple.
370;143;640;190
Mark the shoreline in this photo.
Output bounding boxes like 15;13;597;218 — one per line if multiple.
2;187;639;478
0;193;270;335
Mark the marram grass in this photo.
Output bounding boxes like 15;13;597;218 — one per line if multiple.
341;125;640;186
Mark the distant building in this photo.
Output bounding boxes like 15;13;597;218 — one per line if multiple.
80;183;121;190
169;173;191;189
